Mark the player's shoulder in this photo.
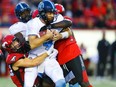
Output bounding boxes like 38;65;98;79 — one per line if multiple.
53;13;64;23
9;22;26;30
27;17;40;24
6;53;24;64
9;22;27;35
56;13;63;19
27;17;42;26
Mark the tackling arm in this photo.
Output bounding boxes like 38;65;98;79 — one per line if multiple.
52;27;72;41
40;19;72;31
12;52;48;70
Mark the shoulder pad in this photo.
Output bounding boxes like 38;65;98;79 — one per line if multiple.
6;53;24;64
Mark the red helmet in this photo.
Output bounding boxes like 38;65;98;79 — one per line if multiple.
32;9;39;18
55;4;65;14
2;35;18;53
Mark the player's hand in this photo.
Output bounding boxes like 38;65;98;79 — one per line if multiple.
49;49;58;59
52;30;62;41
45;29;53;40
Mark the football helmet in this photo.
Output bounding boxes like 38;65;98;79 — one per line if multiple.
2;35;19;53
15;2;32;23
38;0;56;24
55;3;65;14
32;9;39;18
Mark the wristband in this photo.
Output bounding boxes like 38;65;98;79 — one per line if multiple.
61;32;69;39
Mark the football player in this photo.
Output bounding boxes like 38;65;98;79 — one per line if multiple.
2;34;56;87
53;3;93;87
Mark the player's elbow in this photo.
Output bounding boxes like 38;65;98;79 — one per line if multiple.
64;19;72;27
29;42;37;50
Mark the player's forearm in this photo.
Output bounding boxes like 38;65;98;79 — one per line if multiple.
29;35;49;49
51;19;72;29
31;53;48;67
40;20;72;31
18;53;48;67
60;28;72;39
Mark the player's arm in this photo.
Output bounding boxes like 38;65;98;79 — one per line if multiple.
28;29;53;49
40;19;72;31
12;52;48;70
51;19;72;28
40;14;72;31
52;27;72;41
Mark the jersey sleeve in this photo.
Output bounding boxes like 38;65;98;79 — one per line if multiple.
27;19;39;36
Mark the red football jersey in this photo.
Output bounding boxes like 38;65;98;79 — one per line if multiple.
6;53;39;87
6;53;25;87
55;35;81;65
54;15;81;65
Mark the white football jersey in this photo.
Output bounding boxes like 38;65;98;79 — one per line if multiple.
27;14;64;56
9;22;28;40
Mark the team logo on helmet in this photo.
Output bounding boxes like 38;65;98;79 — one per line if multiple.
38;2;44;11
2;42;8;48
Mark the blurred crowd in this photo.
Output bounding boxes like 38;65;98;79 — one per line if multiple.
0;0;116;29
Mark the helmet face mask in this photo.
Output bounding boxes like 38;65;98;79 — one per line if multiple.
15;2;32;23
45;12;55;24
10;40;21;52
38;0;56;24
19;9;31;22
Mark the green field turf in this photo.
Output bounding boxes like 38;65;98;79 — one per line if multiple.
0;76;116;87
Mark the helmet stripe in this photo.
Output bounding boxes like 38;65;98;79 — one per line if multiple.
44;0;55;9
49;1;55;9
19;3;24;9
